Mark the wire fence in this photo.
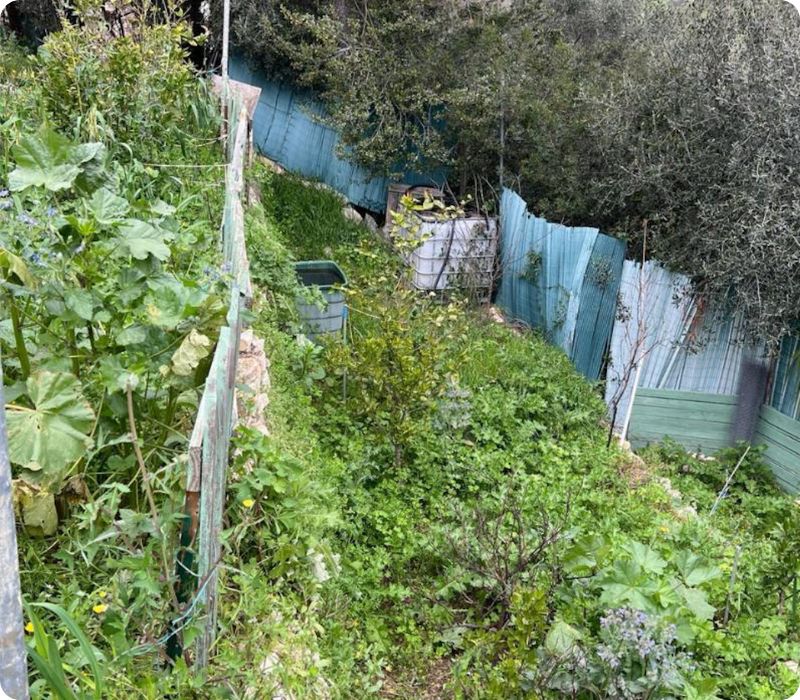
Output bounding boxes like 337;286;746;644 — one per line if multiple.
170;94;254;667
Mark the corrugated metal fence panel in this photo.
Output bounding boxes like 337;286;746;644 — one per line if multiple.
229;55;440;212
770;335;800;420
605;261;696;432
628;388;737;453
496;189;624;379
755;405;800;493
655;311;760;395
573;233;627;380
605;260;769;434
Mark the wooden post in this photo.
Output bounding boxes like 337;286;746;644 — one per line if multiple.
0;356;29;700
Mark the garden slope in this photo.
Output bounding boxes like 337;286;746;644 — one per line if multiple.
210;169;800;699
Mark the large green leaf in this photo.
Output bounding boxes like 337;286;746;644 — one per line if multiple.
113;220;171;261
88;187;129;225
169;329;212;376
544;620;582;656
6;371;95;483
562;535;610;575
599;559;658;611
13;480;58;536
673;551;721;587
8;128;102;192
626;541;667;574
64;288;94;321
679;584;716;620
0;247;35;287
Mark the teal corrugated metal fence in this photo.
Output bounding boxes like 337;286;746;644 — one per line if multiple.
496;189;625;379
229;56;441;212
770;335;800;420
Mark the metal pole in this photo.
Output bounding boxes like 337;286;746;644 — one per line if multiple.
0;354;29;700
220;0;231;136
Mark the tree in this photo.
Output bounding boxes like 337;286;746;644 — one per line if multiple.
586;0;800;344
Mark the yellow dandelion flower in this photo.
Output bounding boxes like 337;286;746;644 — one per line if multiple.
24;622;34;634
92;603;108;615
659;525;670;533
97;591;107;599
242;498;255;509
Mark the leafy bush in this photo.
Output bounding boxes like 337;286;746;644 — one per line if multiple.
0;19;230;693
36;14;213;156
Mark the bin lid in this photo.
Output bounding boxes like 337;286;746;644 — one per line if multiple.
294;260;348;288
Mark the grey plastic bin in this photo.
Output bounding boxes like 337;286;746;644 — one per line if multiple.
294;260;348;340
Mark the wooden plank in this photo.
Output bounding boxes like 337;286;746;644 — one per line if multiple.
756;424;800;457
196;330;224;668
629;408;735;424
630;434;732;453
187;382;212;493
629;389;735;454
754;404;800;493
635;388;737;405
759;404;800;434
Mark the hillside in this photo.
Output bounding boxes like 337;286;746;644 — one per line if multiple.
1;17;799;700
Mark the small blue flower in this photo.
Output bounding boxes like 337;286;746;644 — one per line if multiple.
46;206;57;217
0;188;9;198
17;213;37;226
29;252;42;265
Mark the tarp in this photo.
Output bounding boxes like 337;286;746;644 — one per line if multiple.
229;56;441;213
496;189;625;379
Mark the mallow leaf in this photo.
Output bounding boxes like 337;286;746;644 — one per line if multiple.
599;559;657;611
673;551;721;587
6;371;95;483
8;128;103;192
169;329;212;376
626;541;667;574
89;187;129;225
679;585;716;621
114;220;171;261
63;288;94;321
544;620;582;657
0;247;35;287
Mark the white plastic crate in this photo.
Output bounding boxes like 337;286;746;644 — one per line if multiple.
403;217;498;291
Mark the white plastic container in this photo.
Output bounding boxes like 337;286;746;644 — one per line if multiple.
403;216;498;291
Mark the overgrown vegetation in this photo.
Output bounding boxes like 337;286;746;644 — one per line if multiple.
4;5;800;698
230;0;800;344
208;169;800;698
1;12;229;694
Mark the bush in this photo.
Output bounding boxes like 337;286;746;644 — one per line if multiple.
36;14;214;156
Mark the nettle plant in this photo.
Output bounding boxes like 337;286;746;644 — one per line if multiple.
0;127;224;533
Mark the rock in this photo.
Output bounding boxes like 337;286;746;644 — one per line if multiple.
235;329;271;440
342;205;362;223
488;306;506;324
257;155;285;175
363;213;378;232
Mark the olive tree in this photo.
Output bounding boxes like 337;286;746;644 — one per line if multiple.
587;0;800;344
